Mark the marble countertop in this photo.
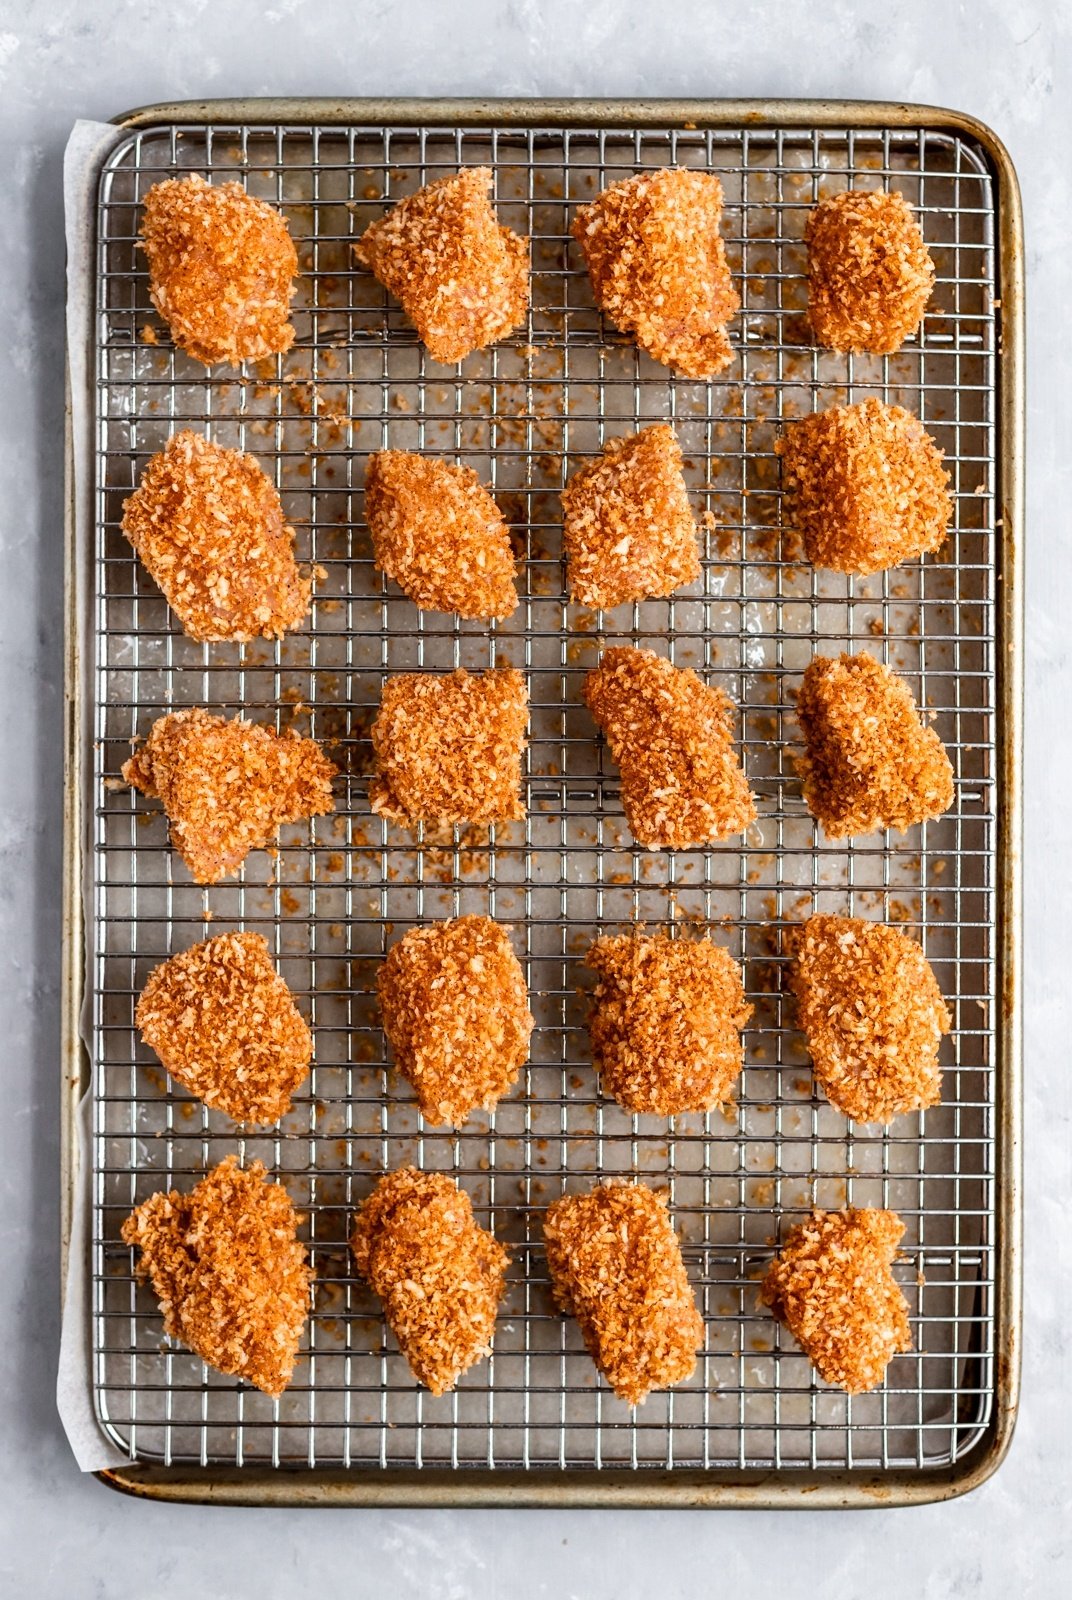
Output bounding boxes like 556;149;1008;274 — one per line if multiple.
0;1;1066;1593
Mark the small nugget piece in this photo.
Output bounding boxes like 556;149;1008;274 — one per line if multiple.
121;430;310;641
121;1157;312;1398
776;397;952;575
141;174;297;365
806;189;934;354
586;932;751;1114
791;915;950;1123
561;424;701;609
123;707;336;883
584;646;755;850
760;1207;912;1393
796;652;954;837
365;450;518;619
354;167;529;363
572;168;740;378
136;931;312;1124
379;916;533;1124
369;667;528;827
351;1168;508;1395
543;1182;703;1405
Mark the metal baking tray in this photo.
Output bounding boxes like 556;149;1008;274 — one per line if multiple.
62;98;1023;1507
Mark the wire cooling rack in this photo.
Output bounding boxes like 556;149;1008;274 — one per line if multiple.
87;109;1006;1489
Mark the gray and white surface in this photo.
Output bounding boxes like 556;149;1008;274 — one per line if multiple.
0;1;1067;1594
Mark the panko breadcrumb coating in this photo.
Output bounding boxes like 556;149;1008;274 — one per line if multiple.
776;397;952;575
141;174;298;366
585;931;751;1115
561;424;701;609
369;667;528;827
790;915;950;1123
584;646;756;850
806;189;935;354
136;932;312;1124
572;168;740;378
796;652;954;838
121;430;310;641
351;1168;508;1395
123;707;337;883
760;1207;912;1393
365;450;518;619
542;1182;703;1405
354;167;529;363
121;1157;312;1398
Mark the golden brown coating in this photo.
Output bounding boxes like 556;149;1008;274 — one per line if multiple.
542;1182;703;1405
365;450;518;619
136;932;312;1124
141;174;298;366
123;707;337;884
369;667;528;827
354;167;529;363
584;646;756;850
379;916;533;1125
806;189;934;354
759;1207;912;1393
795;652;954;838
790;915;950;1123
776;397;952;575
121;430;310;642
561;424;701;609
572;168;740;378
121;1157;312;1398
351;1168;508;1395
585;932;751;1114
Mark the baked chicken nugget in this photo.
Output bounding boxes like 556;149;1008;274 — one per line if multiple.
354;167;529;363
543;1182;703;1405
121;430;310;641
584;646;755;850
806;189;934;354
136;931;312;1124
121;1157;312;1398
379;916;533;1125
141;174;298;365
572;168;740;377
561;424;701;609
795;652;954;838
123;707;336;884
365;450;518;619
369;667;528;827
760;1207;912;1393
351;1168;508;1395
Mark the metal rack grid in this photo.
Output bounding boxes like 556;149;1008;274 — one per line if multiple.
90;115;999;1479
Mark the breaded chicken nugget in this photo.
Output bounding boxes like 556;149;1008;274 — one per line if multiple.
806;189;934;354
791;915;950;1123
365;450;518;619
121;1157;312;1398
379;916;533;1125
572;168;740;378
776;397;951;575
136;931;312;1124
561;424;701;609
354;167;529;363
121;430;310;641
760;1207;912;1393
123;708;336;884
368;667;528;827
141;174;298;366
585;931;751;1115
795;652;954;837
351;1168;508;1395
542;1182;703;1405
584;646;755;850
